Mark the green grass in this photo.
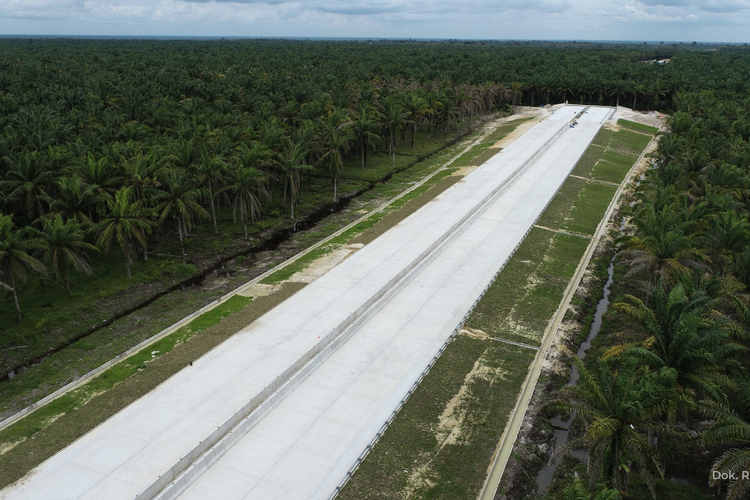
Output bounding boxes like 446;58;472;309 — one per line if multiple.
451;143;493;168
466;228;587;345
339;336;535;500
536;177;588;230
470;147;501;166
0;256;197;371
591;128;615;148
563;183;617;235
484;116;534;143
601;149;637;167
0;295;251;449
611;128;654;155
617;119;659;135
590;160;630;184
571;145;605;177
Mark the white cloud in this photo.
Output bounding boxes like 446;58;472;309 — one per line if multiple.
0;0;747;41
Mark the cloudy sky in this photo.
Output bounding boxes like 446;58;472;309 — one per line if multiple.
0;0;748;42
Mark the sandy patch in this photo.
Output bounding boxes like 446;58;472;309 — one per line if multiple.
404;352;507;497
451;164;480;176
237;283;280;298
0;438;25;457
288;244;364;283
610;106;667;129
459;327;490;340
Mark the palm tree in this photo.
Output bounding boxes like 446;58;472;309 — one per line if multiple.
703;411;750;499
74;152;123;216
404;93;429;149
1;150;57;221
122;153;162;203
351;109;380;169
48;175;97;225
39;215;98;294
610;85;629;108
560;479;622;500
607;279;745;403
703;210;750;275
0;214;46;321
97;187;157;277
319;125;353;202
197;155;227;235
168;138;200;173
277;140;313;219
223;165;268;240
381;99;409;169
154;172;209;265
545;359;683;496
509;81;524;106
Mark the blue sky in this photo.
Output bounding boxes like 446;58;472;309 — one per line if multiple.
0;0;748;42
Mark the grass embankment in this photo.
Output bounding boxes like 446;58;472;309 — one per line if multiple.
0;114;532;488
339;122;655;499
618;118;660;135
469;126;648;346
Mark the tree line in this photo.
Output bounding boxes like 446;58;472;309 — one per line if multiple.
2;39;538;321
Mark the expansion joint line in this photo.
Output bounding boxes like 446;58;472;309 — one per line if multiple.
533;225;592;240
490;337;540;351
568;174;618;187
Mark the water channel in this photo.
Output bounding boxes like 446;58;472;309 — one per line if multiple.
535;256;616;496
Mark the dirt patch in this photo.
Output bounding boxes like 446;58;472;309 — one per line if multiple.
402;344;512;499
350;176;464;246
237;283;279;298
611;106;667;129
460;327;491;340
0;281;306;490
288;244;363;283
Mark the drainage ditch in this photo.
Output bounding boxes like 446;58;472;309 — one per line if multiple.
535;256;616;496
